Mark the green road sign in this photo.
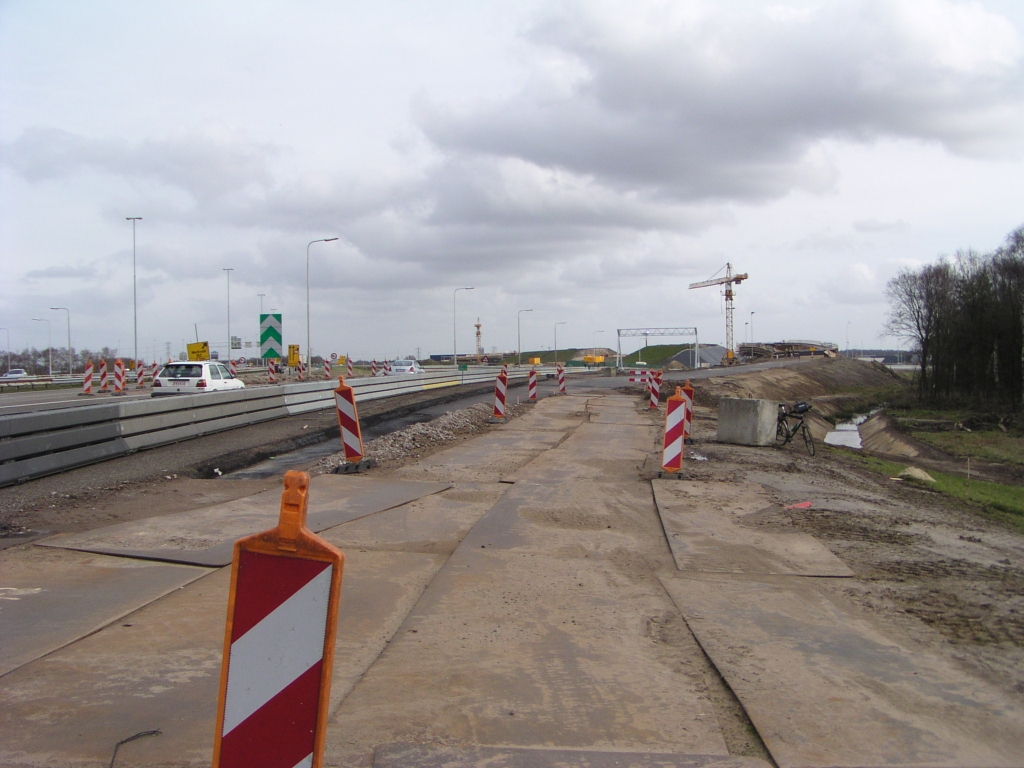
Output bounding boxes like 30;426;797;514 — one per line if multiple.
260;314;283;359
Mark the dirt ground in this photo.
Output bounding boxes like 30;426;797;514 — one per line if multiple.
673;391;1024;703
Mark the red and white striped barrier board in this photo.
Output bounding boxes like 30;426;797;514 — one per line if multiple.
493;371;508;418
80;360;94;396
681;380;694;439
661;387;686;473
649;371;662;409
557;364;566;394
213;471;343;768
268;362;277;384
346;356;353;378
384;361;392;376
98;359;109;392
323;362;332;380
371;359;378;377
113;359;126;395
628;370;648;384
334;376;365;462
297;360;305;381
151;361;160;381
528;368;537;402
228;359;237;377
136;361;146;388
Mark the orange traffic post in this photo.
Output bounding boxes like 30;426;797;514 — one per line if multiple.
489;370;508;423
333;376;375;474
98;358;109;393
659;386;686;478
79;360;94;396
112;358;126;396
212;470;344;768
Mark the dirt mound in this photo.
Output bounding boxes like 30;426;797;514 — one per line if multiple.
690;358;899;419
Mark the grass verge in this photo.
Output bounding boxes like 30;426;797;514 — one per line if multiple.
852;454;1024;534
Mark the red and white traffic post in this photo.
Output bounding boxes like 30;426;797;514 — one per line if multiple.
212;470;344;768
98;358;109;393
297;360;305;381
268;361;277;384
346;355;354;378
629;370;648;386
490;370;508;422
151;361;159;381
557;364;566;394
681;379;694;441
649;371;662;409
136;360;146;389
371;359;378;377
80;360;94;396
323;361;332;380
228;359;237;377
660;386;686;475
112;358;126;396
333;376;374;473
528;367;537;402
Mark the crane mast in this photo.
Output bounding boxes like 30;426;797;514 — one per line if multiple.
475;317;484;362
688;263;748;362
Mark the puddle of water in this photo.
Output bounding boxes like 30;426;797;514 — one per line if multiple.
823;411;876;450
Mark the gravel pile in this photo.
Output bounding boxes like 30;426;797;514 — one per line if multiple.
313;401;527;474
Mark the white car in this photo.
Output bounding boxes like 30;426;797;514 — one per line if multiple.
152;361;245;396
0;368;29;380
390;360;424;374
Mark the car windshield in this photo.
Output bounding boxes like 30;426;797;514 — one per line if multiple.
162;364;203;378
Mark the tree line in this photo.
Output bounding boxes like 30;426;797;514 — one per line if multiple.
886;225;1024;408
2;347;134;376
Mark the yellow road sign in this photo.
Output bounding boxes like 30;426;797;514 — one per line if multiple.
187;341;210;361
288;344;301;367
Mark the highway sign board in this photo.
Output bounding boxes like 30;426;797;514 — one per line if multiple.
288;344;301;368
187;341;210;361
260;314;283;360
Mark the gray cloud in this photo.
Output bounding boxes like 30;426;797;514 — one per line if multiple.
23;264;98;279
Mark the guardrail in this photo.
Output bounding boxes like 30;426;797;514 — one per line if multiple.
0;367;578;487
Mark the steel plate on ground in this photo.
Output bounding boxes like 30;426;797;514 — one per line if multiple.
652;480;853;577
660;574;1024;767
373;744;771;768
37;475;450;566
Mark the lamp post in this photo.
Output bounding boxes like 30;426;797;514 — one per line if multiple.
0;327;9;374
750;311;755;345
307;237;339;369
453;287;474;367
744;322;749;346
517;309;533;366
223;269;233;364
592;330;604;360
50;307;71;373
258;293;265;314
126;217;141;368
554;321;566;365
846;321;851;356
32;317;51;375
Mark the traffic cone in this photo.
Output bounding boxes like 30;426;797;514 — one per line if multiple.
660;386;686;475
333;376;375;473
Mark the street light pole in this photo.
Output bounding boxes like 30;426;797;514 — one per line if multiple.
0;327;9;374
258;293;265;314
306;237;339;370
32;317;51;375
50;307;71;373
517;309;533;366
223;269;233;363
126;217;141;367
750;311;755;345
554;321;566;365
453;287;474;367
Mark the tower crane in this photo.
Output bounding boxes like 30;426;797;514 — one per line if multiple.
689;263;748;363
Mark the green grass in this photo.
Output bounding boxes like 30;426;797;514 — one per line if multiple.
913;430;1024;467
620;344;693;368
851;454;1024;534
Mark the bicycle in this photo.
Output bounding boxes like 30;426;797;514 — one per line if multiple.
776;401;815;456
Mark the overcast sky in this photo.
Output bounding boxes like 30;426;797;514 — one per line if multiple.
2;0;1023;363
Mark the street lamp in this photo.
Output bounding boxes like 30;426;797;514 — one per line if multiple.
750;311;755;345
32;317;51;375
846;321;852;356
258;293;266;314
126;217;142;367
453;287;474;367
0;327;9;374
307;238;339;369
517;309;533;366
744;322;749;346
223;269;233;364
50;307;71;373
554;321;566;364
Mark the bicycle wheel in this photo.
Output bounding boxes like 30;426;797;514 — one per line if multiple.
801;422;815;456
775;419;790;446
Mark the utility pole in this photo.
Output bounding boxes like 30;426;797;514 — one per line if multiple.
126;217;142;366
224;268;233;363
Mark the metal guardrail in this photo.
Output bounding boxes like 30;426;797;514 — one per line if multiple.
0;367;576;487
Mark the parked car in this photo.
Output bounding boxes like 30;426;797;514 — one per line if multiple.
152;361;245;396
390;360;424;374
0;368;29;380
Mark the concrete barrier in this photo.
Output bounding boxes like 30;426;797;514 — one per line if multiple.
716;397;777;446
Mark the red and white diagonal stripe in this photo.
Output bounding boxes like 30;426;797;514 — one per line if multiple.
493;372;507;417
335;389;364;461
528;368;537;401
649;373;661;409
557;365;566;394
661;396;685;472
681;388;693;438
346;357;354;377
628;370;648;384
219;551;333;768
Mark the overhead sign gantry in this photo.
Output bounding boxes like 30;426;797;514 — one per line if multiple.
616;327;699;369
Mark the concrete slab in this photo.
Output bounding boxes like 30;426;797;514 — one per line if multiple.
652;481;853;577
716;398;776;447
397;429;568;484
0;549;446;767
660;574;1024;767
38;475;450;566
374;744;771;768
0;545;209;676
